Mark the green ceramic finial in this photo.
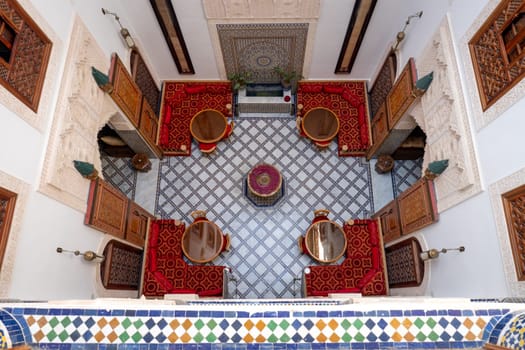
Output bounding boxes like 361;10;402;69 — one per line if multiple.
428;159;449;175
73;160;98;179
415;71;434;91
424;159;449;180
91;67;113;93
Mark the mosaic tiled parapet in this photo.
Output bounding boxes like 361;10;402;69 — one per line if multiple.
0;298;523;349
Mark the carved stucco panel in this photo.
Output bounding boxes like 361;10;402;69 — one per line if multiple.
38;17;118;212
489;167;525;296
203;0;320;19
46;101;101;200
0;171;29;298
413;15;481;212
423;95;454;142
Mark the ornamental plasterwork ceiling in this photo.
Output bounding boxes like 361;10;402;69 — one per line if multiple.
38;17;118;212
461;0;525;130
217;23;308;83
411;16;481;212
203;0;319;80
0;170;29;298
0;0;61;131
489;167;525;296
203;0;320;19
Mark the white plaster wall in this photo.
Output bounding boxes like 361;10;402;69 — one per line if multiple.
417;193;507;297
0;105;44;184
476;97;525;184
8;193;103;300
0;0;129;299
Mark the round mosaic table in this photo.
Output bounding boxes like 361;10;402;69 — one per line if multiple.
247;164;282;198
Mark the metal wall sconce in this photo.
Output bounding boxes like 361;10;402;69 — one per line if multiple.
392;11;423;51
420;246;465;261
56;247;104;262
101;8;136;49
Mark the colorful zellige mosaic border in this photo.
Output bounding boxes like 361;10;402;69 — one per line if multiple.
1;303;522;349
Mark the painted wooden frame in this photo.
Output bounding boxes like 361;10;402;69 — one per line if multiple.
335;0;377;74
149;0;195;74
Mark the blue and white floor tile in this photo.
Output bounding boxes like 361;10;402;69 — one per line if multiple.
391;158;423;198
155;116;373;299
101;155;137;200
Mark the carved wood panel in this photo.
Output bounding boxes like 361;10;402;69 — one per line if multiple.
0;187;16;269
100;239;143;290
131;50;160;115
126;201;153;247
370;102;389;146
85;178;128;238
469;0;525;110
0;0;52;112
373;199;401;244
369;52;397;117
385;237;424;288
397;178;438;235
109;54;142;128
386;58;417;128
502;183;525;281
139;98;158;147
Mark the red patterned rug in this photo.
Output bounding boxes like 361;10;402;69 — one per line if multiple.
159;82;233;156
142;219;225;297
304;219;388;296
297;81;370;156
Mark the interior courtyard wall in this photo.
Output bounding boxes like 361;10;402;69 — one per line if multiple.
416;193;508;297
0;1;135;299
389;0;515;297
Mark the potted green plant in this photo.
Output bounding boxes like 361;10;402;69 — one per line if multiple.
273;66;304;91
227;71;252;91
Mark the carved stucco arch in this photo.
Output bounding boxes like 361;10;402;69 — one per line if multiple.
39;17;134;213
405;16;482;212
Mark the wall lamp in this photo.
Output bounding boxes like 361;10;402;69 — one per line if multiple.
56;247;105;262
392;10;423;51
420;246;465;261
101;8;136;49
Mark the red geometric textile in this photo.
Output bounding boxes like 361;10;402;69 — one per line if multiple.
159;81;233;156
304;219;388;296
142;219;226;297
297;81;371;156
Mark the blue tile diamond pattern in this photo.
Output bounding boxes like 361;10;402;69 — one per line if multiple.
156;116;374;299
392;159;423;198
101;155;137;200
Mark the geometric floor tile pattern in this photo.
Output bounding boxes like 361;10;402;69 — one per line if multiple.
392;158;423;198
101;155;137;200
155;116;374;299
1;301;520;349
